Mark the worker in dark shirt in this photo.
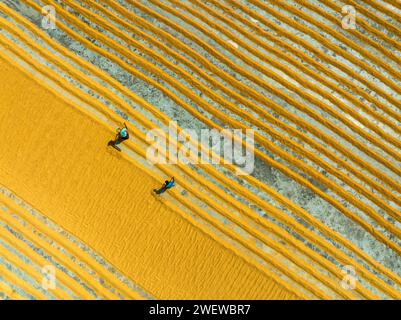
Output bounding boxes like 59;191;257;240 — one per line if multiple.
154;177;175;195
108;123;129;151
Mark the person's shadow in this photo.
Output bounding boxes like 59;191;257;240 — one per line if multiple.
106;142;123;159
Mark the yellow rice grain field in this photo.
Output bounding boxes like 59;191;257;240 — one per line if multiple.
1;0;400;300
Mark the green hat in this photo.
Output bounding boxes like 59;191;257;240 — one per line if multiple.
120;128;128;138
